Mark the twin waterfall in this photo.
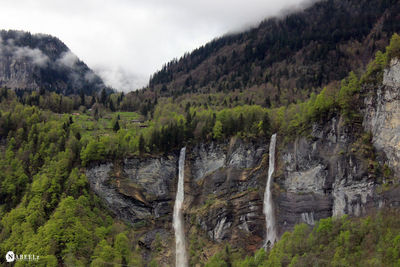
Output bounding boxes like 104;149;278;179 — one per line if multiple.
173;135;277;264
173;147;188;267
263;134;277;248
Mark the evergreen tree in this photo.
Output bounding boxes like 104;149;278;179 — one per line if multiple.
100;89;107;105
113;120;120;132
138;134;145;154
80;90;85;106
262;113;271;136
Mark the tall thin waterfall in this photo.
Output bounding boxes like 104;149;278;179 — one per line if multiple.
173;147;188;267
263;134;277;248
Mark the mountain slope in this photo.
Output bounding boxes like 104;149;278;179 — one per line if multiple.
85;36;400;266
147;0;400;106
0;30;105;95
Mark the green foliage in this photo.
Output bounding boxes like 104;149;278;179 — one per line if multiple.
362;32;400;84
386;33;400;62
0;145;29;209
212;120;223;140
0;98;144;265
114;232;130;263
80;139;106;166
205;245;236;267
205;254;229;267
337;71;360;120
208;211;400;267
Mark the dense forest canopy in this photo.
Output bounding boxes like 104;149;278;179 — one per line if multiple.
146;0;400;104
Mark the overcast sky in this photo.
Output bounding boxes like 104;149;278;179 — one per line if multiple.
0;0;311;92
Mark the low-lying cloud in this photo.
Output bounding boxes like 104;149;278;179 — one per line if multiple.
56;51;79;68
0;36;49;67
14;47;49;67
0;0;314;92
94;66;148;91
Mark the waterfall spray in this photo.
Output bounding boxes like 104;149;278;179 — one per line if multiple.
173;147;188;267
263;134;277;248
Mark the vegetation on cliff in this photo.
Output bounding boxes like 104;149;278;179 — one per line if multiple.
205;210;400;267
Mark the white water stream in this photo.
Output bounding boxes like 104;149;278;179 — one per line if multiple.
173;147;188;267
263;134;277;248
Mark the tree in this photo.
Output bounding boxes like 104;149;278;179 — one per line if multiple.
138;134;145;154
80;90;85;106
386;33;400;61
265;97;271;108
94;107;99;121
213;120;223;140
80;140;106;166
109;99;115;112
113;120;120;132
262;113;271;136
338;71;360;119
100;89;107;105
114;233;130;264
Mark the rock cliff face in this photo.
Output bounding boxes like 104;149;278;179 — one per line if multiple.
185;139;267;250
86;156;178;223
0;30;105;95
277;116;373;235
363;58;400;178
85;60;400;264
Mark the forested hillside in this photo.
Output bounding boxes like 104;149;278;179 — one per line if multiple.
1;0;400;265
143;0;400;107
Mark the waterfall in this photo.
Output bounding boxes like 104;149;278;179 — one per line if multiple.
301;212;315;225
173;147;188;267
263;134;277;248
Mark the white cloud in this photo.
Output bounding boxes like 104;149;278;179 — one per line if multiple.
0;40;49;67
0;0;311;92
94;66;148;91
57;51;79;68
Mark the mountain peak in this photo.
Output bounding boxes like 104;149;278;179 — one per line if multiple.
0;29;105;95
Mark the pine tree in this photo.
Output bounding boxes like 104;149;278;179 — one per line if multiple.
262;113;271;136
138;134;145;154
100;89;107;105
113;120;120;132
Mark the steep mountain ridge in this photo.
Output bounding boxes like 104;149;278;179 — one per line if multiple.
0;30;105;95
146;0;400;106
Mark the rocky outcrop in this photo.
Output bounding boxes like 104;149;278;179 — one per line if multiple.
86;156;178;223
276;58;400;236
185;138;266;251
277;115;375;235
363;58;400;177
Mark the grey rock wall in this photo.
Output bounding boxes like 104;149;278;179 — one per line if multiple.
363;58;400;177
86;156;178;223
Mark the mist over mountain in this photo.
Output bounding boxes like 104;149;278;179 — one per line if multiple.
147;0;400;105
0;30;106;95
